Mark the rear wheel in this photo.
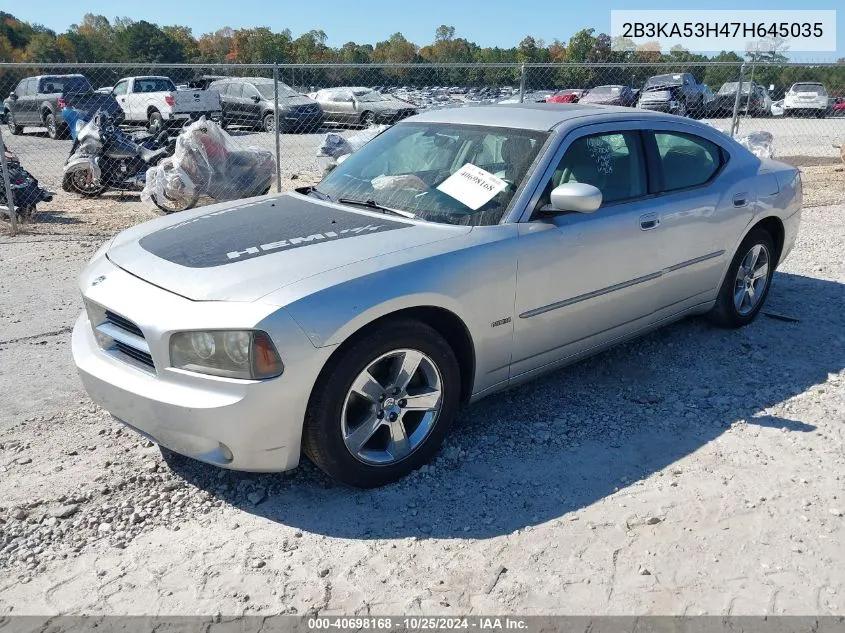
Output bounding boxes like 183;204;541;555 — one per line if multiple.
45;112;61;139
262;112;276;133
708;228;775;328
148;110;164;134
303;319;460;488
676;99;687;117
149;161;202;214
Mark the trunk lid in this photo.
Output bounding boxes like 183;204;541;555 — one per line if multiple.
106;193;470;302
171;90;221;114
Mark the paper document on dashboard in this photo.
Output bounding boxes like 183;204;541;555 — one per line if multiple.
436;163;508;210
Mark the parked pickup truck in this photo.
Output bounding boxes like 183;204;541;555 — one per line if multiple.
3;74;123;140
637;72;707;117
110;76;222;132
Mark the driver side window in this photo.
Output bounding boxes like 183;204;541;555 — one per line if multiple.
542;131;647;209
112;81;128;96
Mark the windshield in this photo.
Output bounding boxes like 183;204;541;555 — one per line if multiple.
587;86;621;95
354;90;384;103
40;76;92;94
317;122;548;226
645;74;682;88
792;83;826;94
257;83;300;99
719;82;752;94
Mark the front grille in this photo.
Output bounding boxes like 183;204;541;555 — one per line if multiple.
87;302;155;372
104;310;143;337
113;341;155;368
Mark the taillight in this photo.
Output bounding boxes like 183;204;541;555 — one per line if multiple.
165;95;175;107
57;97;67;110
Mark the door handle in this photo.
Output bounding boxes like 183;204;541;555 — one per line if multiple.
733;193;749;207
639;213;660;230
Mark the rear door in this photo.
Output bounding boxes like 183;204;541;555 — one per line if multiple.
643;127;754;315
240;83;263;124
111;79;130;120
227;82;251;126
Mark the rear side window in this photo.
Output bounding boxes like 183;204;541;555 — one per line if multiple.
652;132;722;192
39;76;92;94
133;77;176;93
227;83;243;98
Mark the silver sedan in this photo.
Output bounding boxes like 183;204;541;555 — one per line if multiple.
72;104;802;487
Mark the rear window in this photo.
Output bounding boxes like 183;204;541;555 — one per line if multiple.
39;76;92;94
134;77;177;93
589;86;622;95
791;83;826;95
645;74;683;88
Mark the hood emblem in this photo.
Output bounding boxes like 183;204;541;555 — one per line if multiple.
91;275;106;286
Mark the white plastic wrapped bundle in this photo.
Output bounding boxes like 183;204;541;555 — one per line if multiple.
737;131;775;159
142;117;276;209
316;124;389;176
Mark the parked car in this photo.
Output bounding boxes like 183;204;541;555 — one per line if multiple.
712;82;770;117
3;74;122;139
110;76;222;133
783;82;829;118
831;97;845;117
546;89;585;104
578;85;637;107
637;73;707;117
208;77;323;133
72;103;801;488
314;87;417;126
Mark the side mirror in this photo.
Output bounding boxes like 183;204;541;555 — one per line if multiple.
9;92;17;100
251;95;261;103
548;182;603;214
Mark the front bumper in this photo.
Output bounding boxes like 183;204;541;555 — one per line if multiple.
637;101;679;113
71;257;332;472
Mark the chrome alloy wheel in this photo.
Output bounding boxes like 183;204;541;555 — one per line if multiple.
733;243;770;316
341;349;443;465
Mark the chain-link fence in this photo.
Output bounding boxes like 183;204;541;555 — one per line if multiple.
1;61;843;231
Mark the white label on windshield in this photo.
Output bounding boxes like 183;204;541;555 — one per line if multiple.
436;163;508;210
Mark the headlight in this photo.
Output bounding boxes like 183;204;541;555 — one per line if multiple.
170;330;283;379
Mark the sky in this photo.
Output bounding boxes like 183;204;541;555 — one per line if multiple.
8;0;844;58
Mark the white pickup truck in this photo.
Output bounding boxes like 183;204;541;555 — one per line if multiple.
110;76;222;132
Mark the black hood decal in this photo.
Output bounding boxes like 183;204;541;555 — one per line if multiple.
138;197;408;268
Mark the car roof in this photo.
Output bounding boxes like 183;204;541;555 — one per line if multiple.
213;77;273;84
408;102;679;132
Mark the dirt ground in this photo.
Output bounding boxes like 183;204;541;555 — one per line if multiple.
0;164;843;616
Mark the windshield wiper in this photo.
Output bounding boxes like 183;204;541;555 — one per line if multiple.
337;197;416;219
305;186;333;202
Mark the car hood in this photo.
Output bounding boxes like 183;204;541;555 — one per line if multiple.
364;99;414;111
275;95;318;108
106;193;470;303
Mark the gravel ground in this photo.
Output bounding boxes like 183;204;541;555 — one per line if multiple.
0;162;843;615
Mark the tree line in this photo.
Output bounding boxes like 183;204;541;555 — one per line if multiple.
1;12;843;95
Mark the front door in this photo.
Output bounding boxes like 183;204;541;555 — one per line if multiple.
512;126;663;379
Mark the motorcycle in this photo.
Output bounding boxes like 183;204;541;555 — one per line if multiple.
142;117;275;213
61;109;174;197
0;114;53;219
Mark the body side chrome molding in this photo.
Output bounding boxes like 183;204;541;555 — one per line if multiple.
518;249;724;320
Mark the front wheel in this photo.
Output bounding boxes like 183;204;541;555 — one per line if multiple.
302;319;461;488
707;228;776;328
6;110;22;135
63;169;107;197
148;110;164;134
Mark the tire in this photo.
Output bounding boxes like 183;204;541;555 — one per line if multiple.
360;111;375;127
5;110;22;135
707;228;776;328
302;319;461;488
262;112;276;133
147;110;165;134
44;111;60;139
63;169;108;197
676;99;687;118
